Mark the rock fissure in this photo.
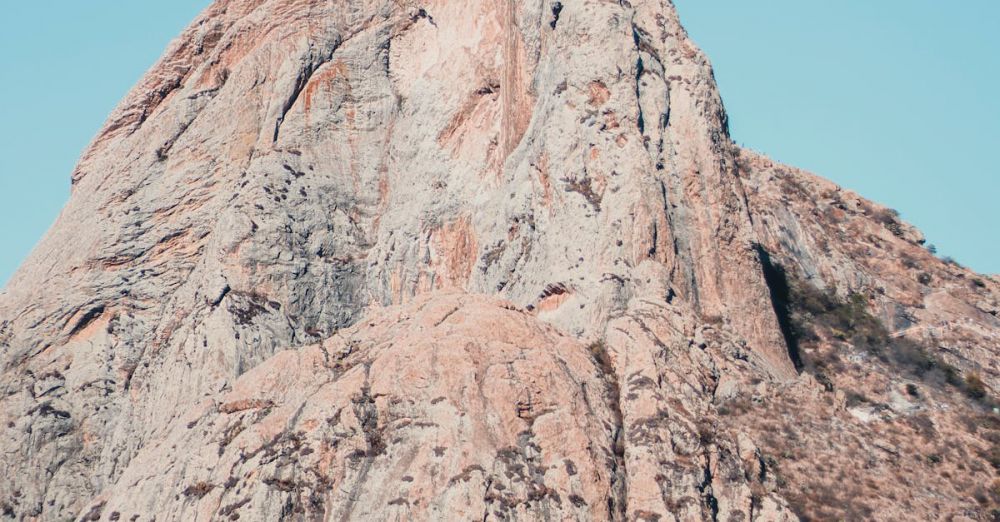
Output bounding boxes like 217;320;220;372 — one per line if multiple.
549;2;563;30
697;452;719;522
3;1;999;520
753;245;804;371
587;340;628;520
273;41;342;143
64;304;106;338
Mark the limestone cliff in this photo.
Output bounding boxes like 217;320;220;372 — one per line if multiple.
1;0;998;520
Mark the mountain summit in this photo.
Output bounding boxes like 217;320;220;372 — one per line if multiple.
2;0;999;520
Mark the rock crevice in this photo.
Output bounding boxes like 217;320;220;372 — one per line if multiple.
1;0;998;520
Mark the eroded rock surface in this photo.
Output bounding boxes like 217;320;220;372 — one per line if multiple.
88;293;627;521
1;0;998;520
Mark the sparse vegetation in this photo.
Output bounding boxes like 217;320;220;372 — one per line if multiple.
988;440;1000;471
873;208;904;237
716;396;753;417
845;390;869;408
966;374;988;401
783;480;875;521
747;246;1000;521
907;414;937;441
759;248;995;408
561;176;602;212
809;286;989;402
697;420;716;446
586;340;614;377
183;482;215;499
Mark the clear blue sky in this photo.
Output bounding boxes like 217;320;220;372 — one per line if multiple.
1;2;997;288
673;0;1000;275
0;1;212;288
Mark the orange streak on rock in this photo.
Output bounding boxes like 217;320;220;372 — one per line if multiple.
587;80;611;107
500;0;534;161
429;216;478;290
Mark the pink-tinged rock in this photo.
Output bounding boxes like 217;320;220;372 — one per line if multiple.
88;293;624;520
1;0;998;520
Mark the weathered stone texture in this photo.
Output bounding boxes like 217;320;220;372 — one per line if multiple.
1;0;998;520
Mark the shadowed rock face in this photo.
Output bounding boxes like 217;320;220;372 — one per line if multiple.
1;0;998;520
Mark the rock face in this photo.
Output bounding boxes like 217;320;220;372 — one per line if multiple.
1;0;998;520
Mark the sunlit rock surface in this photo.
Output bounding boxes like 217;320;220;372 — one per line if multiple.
1;0;998;520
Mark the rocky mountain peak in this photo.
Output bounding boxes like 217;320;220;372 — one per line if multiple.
2;1;999;520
